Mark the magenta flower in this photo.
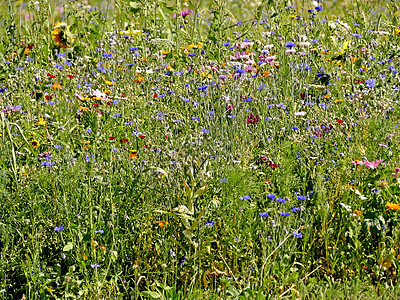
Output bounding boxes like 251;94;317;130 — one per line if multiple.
244;113;259;124
392;168;400;178
364;159;385;169
350;160;365;165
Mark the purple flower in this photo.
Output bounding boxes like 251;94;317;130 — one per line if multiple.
91;263;101;270
293;232;302;238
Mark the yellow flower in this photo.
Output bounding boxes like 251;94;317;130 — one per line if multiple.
30;140;40;148
105;80;115;86
386;202;400;211
36;118;46;126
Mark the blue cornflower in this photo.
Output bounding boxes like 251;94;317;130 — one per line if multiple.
281;212;290;217
178;256;186;265
291;207;300;213
277;197;286;204
54;225;65;232
293;232;302;238
286;42;296;48
235;69;245;74
223;42;230;46
206;221;215;227
220;178;228;183
94;230;104;234
352;33;362;38
267;194;276;200
298;196;307;201
259;212;269;217
366;78;376;88
201;128;210;133
239;195;250;200
315;6;323;11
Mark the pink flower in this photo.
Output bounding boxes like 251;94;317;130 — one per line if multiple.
350;160;365;165
365;159;385;169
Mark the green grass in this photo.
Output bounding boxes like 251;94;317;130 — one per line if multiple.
1;0;400;298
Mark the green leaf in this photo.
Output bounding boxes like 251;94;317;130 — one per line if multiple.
63;242;74;252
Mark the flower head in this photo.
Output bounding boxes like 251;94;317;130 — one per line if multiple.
30;140;40;148
386;202;400;211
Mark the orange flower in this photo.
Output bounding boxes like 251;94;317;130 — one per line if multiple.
386;202;400;211
354;210;362;216
156;221;169;227
52;82;63;90
129;150;138;160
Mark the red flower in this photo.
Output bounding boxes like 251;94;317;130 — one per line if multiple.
336;119;344;123
153;94;158;98
45;95;53;100
139;135;146;139
48;74;56;79
67;75;74;79
122;138;129;142
93;103;99;107
121;93;126;97
109;137;116;140
106;102;112;106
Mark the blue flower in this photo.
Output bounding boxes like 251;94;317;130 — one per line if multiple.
235;69;245;74
259;212;269;217
281;212;290;217
239;195;250;200
291;207;300;213
286;42;296;48
94;229;104;234
206;221;215;227
91;263;101;270
352;33;362;38
54;225;65;232
293;232;302;238
366;78;376;88
178;256;186;265
220;178;228;183
297;196;307;201
315;6;323;11
267;194;276;200
277;197;286;204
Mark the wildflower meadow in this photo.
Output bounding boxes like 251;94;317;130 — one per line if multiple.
1;0;400;298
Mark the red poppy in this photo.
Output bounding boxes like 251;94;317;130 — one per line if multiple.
121;93;126;97
336;119;344;123
106;102;112;106
300;92;305;99
362;266;368;270
45;95;53;100
48;74;56;79
139;135;146;139
67;75;74;79
27;44;34;50
109;137;116;140
153;94;158;98
94;103;100;107
122;139;129;142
